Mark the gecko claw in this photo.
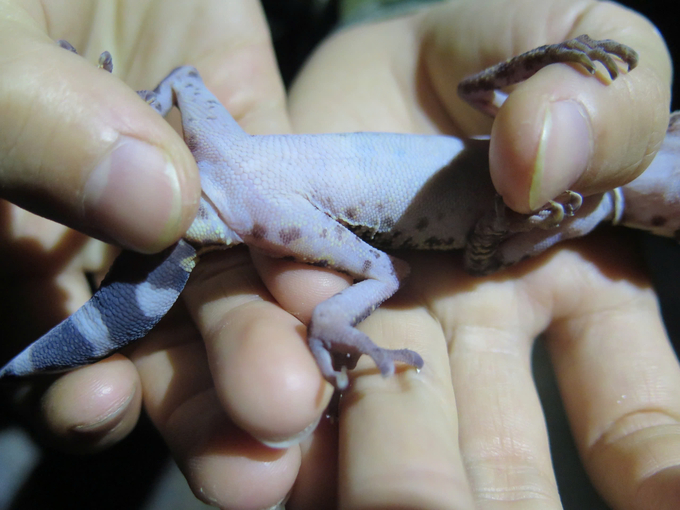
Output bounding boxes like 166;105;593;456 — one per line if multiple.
98;51;113;73
58;41;114;73
57;40;78;53
523;190;584;230
558;190;583;216
137;90;164;114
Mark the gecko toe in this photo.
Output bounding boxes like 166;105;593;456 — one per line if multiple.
309;327;423;388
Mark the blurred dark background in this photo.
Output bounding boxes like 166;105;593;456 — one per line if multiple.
1;2;678;509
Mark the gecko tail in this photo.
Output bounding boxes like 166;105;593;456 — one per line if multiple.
0;240;198;380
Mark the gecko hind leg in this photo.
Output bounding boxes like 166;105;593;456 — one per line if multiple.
465;191;583;275
308;276;424;390
271;210;424;389
458;34;639;117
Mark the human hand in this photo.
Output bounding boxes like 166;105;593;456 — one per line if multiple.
0;0;289;452
5;1;679;509
247;0;675;508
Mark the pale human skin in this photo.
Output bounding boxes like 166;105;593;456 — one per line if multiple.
1;0;679;509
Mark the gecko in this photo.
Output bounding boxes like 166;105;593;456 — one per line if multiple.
1;36;676;390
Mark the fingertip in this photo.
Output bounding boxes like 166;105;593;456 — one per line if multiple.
39;354;141;452
0;38;200;253
211;301;333;445
161;390;300;510
83;135;198;254
490;92;592;213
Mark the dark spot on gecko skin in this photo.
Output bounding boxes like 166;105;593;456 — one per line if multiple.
196;206;209;220
362;259;372;273
251;224;268;240
311;193;338;215
415;217;429;231
334;225;345;239
652;215;667;227
370;249;381;259
350;306;376;324
344;207;358;220
398;237;417;250
326;197;337;215
279;227;302;244
425;236;443;248
185;133;199;153
423;236;456;249
187;69;200;78
320;228;328;238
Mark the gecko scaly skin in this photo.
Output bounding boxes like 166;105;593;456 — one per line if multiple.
1;36;673;389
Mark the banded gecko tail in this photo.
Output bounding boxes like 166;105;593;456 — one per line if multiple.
0;240;198;379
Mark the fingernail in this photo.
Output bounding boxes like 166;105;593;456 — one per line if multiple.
84;136;182;252
529;101;592;210
255;415;321;449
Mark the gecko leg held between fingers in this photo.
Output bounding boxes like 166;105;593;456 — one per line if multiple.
3;36;677;390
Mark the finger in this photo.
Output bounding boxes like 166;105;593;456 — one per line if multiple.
133;309;300;509
185;249;333;445
138;250;341;507
335;274;474;509
287;412;339;508
543;236;680;509
418;253;563;508
288;12;435;134
0;208;138;453
0;7;200;253
8;355;141;454
420;0;671;212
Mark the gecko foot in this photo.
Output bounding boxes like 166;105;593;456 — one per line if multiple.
524;190;583;229
458;35;638;117
465;190;584;274
58;40;113;73
308;328;423;390
137;90;165;114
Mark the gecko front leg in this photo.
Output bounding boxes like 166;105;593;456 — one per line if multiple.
459;36;637;273
458;35;638;117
